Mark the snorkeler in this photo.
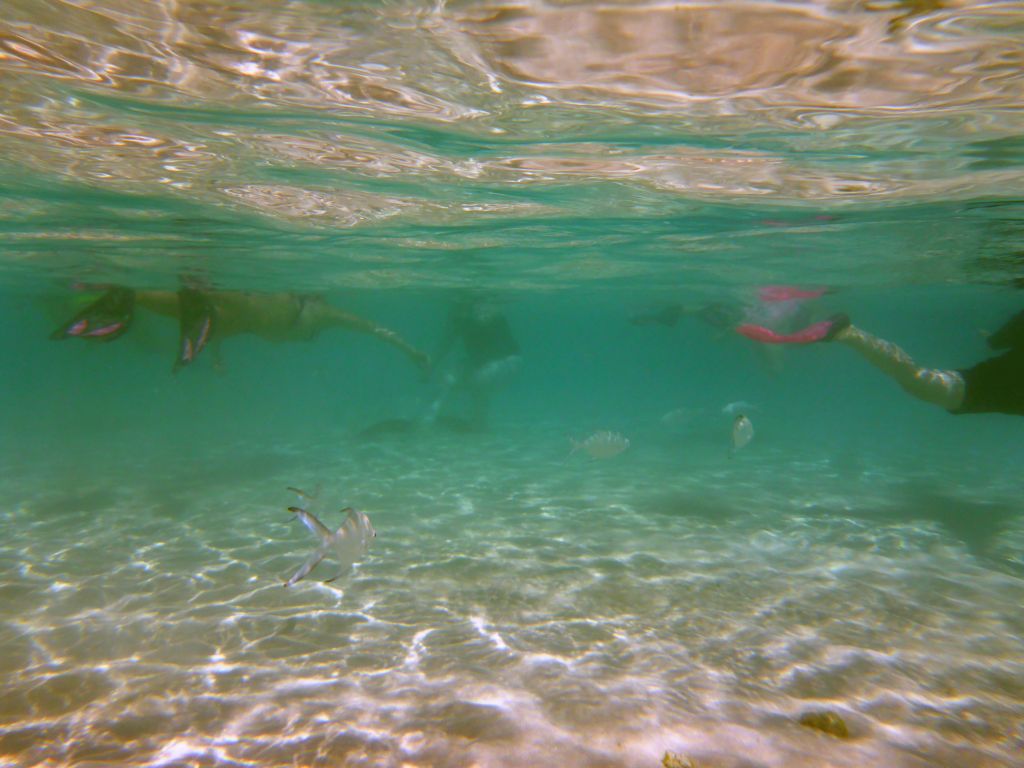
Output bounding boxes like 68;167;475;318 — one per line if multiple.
631;286;829;374
427;294;522;429
631;285;829;331
737;309;1024;416
52;285;431;374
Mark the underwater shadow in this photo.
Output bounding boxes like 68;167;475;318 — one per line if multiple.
139;450;313;510
897;484;1023;576
24;488;118;517
354;414;481;441
827;482;1023;577
638;491;744;523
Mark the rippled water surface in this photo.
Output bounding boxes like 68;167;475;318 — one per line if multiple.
2;2;1024;767
2;0;1023;289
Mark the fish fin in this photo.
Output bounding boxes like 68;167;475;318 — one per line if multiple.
291;508;333;542
285;548;327;587
336;508;361;539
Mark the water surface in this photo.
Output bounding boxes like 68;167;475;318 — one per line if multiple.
1;2;1023;767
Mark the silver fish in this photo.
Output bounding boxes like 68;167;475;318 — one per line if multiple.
571;430;630;459
730;414;754;457
284;487;376;587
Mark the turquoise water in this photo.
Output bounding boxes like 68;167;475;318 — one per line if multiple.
2;2;1024;767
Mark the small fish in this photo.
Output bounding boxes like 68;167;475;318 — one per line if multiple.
284;487;376;587
570;431;630;459
730;414;754;457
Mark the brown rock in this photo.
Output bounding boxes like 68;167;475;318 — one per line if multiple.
799;709;850;738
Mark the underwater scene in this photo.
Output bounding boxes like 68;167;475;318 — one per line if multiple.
2;1;1024;767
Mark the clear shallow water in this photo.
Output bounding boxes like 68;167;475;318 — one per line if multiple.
3;428;1024;767
2;1;1024;767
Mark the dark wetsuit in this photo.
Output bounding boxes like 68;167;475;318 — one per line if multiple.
953;309;1024;416
459;311;520;369
431;302;521;430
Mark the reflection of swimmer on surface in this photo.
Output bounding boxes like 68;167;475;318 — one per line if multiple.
52;285;431;374
427;294;522;430
631;286;829;374
737;308;1024;416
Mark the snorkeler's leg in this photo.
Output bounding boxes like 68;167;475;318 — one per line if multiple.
133;290;183;319
303;301;431;374
833;324;966;411
173;287;215;372
51;286;135;341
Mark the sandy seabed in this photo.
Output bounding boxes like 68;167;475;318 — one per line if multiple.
1;426;1023;768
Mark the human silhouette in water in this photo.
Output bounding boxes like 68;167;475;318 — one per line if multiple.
737;308;1024;416
630;285;828;375
427;294;522;430
52;284;431;374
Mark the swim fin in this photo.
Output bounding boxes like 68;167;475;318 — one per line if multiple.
736;313;850;344
51;286;135;342
173;287;215;371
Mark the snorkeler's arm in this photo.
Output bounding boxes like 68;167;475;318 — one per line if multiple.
323;307;431;373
